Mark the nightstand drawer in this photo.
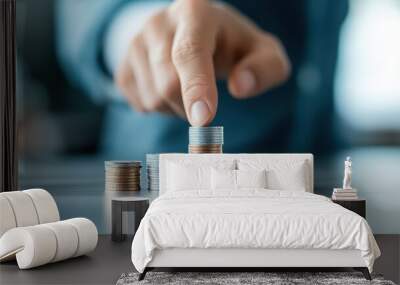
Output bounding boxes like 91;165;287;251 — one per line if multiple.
332;199;366;218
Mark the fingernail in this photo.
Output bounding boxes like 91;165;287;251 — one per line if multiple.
237;69;256;95
190;100;210;126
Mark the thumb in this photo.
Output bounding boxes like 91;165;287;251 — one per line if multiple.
228;38;291;99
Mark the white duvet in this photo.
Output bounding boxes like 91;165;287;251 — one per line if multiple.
131;190;380;273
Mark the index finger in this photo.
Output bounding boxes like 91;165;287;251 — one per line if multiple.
170;0;218;126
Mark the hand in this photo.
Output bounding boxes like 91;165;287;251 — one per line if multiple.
115;0;291;126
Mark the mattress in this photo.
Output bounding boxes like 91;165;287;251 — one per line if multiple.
131;190;380;273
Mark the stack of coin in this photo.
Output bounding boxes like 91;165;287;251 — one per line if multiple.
188;126;224;154
105;161;141;191
146;154;159;191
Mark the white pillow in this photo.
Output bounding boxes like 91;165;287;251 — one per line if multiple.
167;163;209;191
211;169;267;190
211;168;236;190
267;162;307;191
166;160;235;192
238;159;309;191
236;169;267;189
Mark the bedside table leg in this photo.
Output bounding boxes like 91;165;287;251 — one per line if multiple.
112;201;123;242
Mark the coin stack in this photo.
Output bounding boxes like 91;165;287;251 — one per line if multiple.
188;126;224;154
146;154;160;191
104;161;141;191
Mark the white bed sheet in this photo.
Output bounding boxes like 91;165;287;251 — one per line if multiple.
131;190;380;273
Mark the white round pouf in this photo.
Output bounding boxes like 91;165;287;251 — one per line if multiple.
0;196;17;237
0;226;57;269
23;189;60;224
0;190;98;269
1;191;39;227
0;218;98;269
42;221;79;262
64;218;98;257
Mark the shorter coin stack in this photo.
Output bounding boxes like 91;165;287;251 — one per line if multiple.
188;126;224;154
146;154;160;191
105;161;141;192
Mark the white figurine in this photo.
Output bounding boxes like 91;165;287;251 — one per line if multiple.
343;156;352;190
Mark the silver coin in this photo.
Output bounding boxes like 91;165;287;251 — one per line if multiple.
189;135;224;138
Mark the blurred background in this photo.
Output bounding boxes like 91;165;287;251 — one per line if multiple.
16;0;399;235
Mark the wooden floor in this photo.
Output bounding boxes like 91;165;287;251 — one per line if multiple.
0;235;398;285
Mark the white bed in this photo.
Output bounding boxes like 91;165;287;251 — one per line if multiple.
131;154;380;280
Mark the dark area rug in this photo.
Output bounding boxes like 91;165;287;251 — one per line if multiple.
116;272;396;285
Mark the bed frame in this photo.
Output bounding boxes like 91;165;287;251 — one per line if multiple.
140;248;371;280
139;154;371;281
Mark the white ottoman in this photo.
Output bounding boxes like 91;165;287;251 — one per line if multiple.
0;189;98;269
